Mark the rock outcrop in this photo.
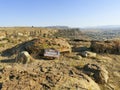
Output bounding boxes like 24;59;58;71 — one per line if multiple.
2;38;71;58
91;40;120;54
83;63;109;84
0;62;101;90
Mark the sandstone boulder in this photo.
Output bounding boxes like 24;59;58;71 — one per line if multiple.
2;38;71;58
15;51;34;64
83;63;109;84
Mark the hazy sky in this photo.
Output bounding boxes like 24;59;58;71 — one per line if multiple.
0;0;120;27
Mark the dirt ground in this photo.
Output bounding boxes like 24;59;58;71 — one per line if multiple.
0;53;120;90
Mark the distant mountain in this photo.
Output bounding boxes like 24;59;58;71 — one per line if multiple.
45;26;70;29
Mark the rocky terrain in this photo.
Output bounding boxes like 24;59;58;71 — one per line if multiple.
0;27;120;90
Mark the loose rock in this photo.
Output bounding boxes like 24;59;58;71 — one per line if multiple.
15;51;34;64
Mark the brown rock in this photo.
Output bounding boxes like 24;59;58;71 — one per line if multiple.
1;62;101;90
91;40;120;54
2;38;71;58
83;63;109;84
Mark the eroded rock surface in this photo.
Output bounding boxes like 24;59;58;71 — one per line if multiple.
91;40;120;54
83;63;109;84
0;61;100;90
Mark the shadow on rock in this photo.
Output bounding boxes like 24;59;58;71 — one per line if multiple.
0;83;2;90
72;46;89;52
0;59;15;63
1;41;30;57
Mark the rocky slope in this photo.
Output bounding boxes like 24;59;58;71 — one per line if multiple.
0;61;100;90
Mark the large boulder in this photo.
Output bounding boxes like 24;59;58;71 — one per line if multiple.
83;63;109;84
15;51;34;64
2;38;71;58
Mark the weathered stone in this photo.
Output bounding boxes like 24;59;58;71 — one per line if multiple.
72;55;82;60
83;63;109;84
15;51;34;64
77;55;83;60
91;40;120;54
2;38;71;58
1;62;101;90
